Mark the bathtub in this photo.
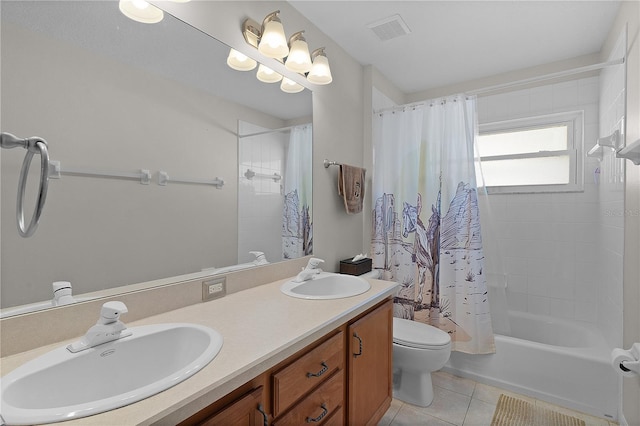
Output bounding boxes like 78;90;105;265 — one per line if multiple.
443;310;619;421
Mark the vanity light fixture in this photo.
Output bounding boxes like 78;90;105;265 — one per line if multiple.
226;48;257;71
256;64;283;83
118;0;163;24
257;11;289;59
280;77;304;94
285;31;312;73
239;10;333;92
119;0;191;24
307;48;333;85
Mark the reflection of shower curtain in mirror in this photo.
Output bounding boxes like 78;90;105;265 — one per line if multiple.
282;125;313;258
372;96;494;354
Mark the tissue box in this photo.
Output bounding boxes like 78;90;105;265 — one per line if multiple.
339;257;372;276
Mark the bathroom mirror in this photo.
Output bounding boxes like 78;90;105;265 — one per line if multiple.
0;1;312;314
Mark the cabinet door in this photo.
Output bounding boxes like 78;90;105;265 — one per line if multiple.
347;299;393;426
200;386;266;426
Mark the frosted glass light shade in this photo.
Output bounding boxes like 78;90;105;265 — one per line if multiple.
280;77;304;93
258;19;289;59
307;54;333;85
227;49;257;71
256;64;283;83
119;0;164;24
285;38;312;73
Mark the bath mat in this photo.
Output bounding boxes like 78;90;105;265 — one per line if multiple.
491;394;585;426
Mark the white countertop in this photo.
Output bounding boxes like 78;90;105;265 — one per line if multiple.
0;276;397;425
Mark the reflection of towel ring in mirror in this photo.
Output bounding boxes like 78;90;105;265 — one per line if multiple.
1;132;50;237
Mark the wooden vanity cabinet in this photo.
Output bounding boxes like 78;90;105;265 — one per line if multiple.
198;386;266;426
272;330;345;420
347;300;393;425
181;298;392;426
178;379;268;426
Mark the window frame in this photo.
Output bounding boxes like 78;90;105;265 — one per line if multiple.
476;111;584;194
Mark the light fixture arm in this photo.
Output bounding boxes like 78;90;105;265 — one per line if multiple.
289;30;307;45
242;18;261;48
311;47;327;61
262;10;281;26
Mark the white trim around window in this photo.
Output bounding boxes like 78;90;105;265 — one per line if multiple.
476;111;584;194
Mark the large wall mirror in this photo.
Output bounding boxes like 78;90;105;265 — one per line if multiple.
1;1;313;316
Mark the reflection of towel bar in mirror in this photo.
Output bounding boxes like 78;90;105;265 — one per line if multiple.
244;168;281;182
157;171;224;188
48;160;151;184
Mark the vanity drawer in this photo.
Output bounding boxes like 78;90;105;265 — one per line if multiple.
272;331;344;416
273;369;344;426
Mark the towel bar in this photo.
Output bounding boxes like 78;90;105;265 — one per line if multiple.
323;159;341;168
324;159;367;172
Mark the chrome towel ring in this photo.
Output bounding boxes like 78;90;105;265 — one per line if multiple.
1;132;50;237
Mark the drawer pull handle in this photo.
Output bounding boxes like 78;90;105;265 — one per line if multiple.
306;362;328;378
353;332;363;358
305;403;328;423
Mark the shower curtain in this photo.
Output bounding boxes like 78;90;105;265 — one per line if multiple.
372;95;494;354
282;124;313;259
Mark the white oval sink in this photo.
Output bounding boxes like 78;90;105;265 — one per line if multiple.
281;272;371;299
0;323;223;425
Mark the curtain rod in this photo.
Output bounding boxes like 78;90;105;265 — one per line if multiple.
374;96;472;115
468;57;625;96
238;123;311;139
374;57;624;115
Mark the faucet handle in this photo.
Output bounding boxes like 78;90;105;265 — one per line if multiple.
98;301;128;325
307;258;325;269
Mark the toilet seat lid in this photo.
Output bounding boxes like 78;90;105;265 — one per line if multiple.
393;317;451;349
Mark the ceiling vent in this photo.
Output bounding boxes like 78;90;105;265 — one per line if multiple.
366;14;411;41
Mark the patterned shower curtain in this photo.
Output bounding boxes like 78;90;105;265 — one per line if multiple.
372;95;494;354
282;124;313;259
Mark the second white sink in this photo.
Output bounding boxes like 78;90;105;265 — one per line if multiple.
0;323;223;425
281;272;371;299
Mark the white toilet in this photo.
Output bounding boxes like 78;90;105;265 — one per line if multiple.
392;317;452;407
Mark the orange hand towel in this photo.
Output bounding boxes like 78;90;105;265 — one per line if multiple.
338;164;366;214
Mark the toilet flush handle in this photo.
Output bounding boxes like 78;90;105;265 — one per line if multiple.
353;332;363;358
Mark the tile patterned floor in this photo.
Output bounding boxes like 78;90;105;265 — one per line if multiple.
378;371;618;426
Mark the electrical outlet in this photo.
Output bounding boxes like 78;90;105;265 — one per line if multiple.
202;277;226;301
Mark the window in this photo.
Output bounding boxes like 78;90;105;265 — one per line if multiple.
475;111;584;194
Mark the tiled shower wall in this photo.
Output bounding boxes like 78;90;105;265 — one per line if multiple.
477;76;618;330
238;122;286;266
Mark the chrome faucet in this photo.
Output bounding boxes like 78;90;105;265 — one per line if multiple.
67;301;132;353
293;258;325;282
